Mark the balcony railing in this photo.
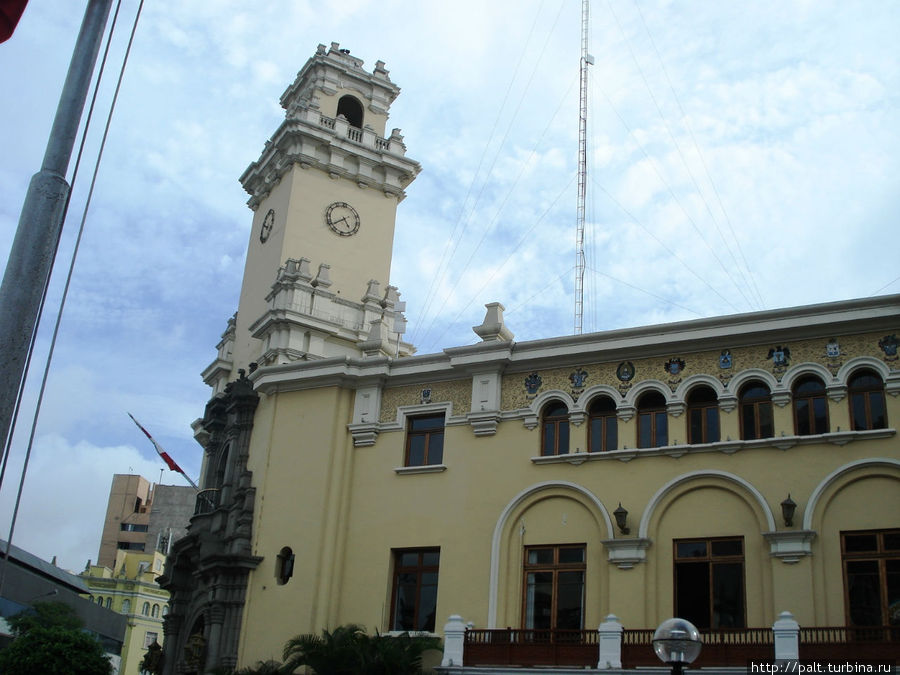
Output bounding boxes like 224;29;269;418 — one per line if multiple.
464;629;598;667
624;627;773;667
800;626;900;661
461;624;898;669
194;488;220;515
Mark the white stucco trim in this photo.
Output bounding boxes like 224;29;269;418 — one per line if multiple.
780;361;838;388
487;480;614;628
638;469;777;538
672;373;727;399
621;379;672;407
802;457;900;531
835;356;891;382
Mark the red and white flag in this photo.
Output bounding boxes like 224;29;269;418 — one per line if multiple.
128;413;198;488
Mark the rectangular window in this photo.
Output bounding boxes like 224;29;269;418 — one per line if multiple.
674;537;745;629
120;523;149;532
589;415;617;452
523;544;586;630
842;529;900;626
117;541;145;551
405;414;445;466
689;406;720;444
638;411;667;449
144;631;158;648
390;548;440;632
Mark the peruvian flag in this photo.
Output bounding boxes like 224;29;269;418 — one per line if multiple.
128;413;198;488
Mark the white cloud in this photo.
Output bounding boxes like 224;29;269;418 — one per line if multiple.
0;434;189;573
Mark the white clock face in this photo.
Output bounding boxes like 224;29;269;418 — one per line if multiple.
325;201;360;237
260;209;275;243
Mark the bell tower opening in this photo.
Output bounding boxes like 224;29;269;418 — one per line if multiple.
336;94;364;128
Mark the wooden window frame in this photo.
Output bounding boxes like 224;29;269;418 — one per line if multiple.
793;375;829;436
522;544;586;630
588;397;617;452
687;386;720;444
405;413;445;467
848;370;887;431
841;528;900;627
541;401;570;456
673;536;746;629
739;382;774;440
390;548;440;633
637;391;668;449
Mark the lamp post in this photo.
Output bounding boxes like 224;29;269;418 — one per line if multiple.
652;618;701;675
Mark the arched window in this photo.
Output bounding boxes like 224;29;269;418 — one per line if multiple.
793;375;828;435
142;602;150;616
541;401;569;456
122;599;131;614
151;604;160;618
740;381;773;440
336;95;363;128
162;605;168;616
276;546;295;585
105;597;112;609
848;369;887;431
687;386;720;444
588;396;617;452
637;391;667;449
96;596;103;606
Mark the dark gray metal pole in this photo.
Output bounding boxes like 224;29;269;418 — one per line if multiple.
0;0;113;452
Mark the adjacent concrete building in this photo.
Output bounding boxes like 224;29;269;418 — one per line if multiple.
97;474;194;569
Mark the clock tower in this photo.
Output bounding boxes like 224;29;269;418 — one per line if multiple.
207;42;421;388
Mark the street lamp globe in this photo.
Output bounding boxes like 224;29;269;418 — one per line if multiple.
652;617;701;675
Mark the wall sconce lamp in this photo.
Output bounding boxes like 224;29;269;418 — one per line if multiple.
614;502;630;535
781;494;797;527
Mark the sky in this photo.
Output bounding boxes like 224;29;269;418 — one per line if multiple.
0;1;897;573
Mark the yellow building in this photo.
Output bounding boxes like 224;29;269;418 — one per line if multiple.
82;549;169;675
159;43;900;673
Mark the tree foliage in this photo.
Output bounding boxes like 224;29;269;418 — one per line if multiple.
281;624;440;675
0;601;112;675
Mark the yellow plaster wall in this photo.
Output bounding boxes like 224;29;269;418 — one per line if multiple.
232;164;403;374
232;326;899;668
811;471;900;625
239;385;357;661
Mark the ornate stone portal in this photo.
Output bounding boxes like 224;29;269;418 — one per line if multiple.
158;373;260;674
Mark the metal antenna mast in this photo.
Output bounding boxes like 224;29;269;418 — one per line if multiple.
574;0;593;334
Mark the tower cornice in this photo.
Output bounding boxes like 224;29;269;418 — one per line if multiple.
239;112;421;209
281;42;400;118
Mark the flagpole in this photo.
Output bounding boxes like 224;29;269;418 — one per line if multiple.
0;0;114;600
0;0;113;459
127;413;199;489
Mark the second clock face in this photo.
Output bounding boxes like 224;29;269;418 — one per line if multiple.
260;208;275;243
325;201;360;237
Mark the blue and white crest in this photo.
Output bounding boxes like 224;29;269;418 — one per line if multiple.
719;350;733;369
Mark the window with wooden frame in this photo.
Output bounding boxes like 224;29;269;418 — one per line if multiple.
522;544;586;630
588;396;617;452
405;414;445;466
637;391;668;449
848;370;887;431
687;386;720;444
390;548;440;632
739;381;774;440
793;375;829;435
674;537;745;629
541;401;570;456
841;529;900;627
